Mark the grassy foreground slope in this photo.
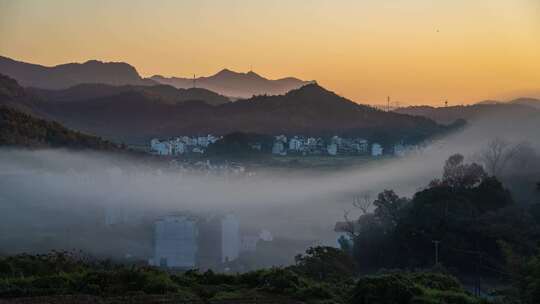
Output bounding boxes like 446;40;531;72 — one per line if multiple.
0;250;486;304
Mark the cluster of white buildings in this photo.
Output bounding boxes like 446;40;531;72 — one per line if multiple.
271;135;385;157
148;214;272;269
149;134;416;159
150;135;220;156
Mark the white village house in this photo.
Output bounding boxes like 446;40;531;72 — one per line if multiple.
150;135;220;156
371;143;384;157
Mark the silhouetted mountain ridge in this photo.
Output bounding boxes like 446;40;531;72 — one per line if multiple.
151;69;312;98
0;55;156;89
0;55;313;99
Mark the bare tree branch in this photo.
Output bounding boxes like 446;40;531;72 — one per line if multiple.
352;191;372;215
478;138;524;177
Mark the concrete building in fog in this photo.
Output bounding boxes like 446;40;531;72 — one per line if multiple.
197;214;240;269
241;235;259;252
221;214;240;262
149;215;198;268
240;228;274;252
149;213;241;270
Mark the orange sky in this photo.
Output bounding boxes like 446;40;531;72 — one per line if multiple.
1;0;539;105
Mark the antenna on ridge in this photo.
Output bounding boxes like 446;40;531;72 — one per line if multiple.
193;74;196;88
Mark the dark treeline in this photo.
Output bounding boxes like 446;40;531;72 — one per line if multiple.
204;132;274;159
343;153;540;303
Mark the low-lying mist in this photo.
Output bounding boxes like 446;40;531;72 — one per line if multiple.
1;113;539;263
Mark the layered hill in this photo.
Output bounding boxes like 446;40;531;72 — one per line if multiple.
395;103;540;146
0;74;118;150
1;73;447;145
151;69;312;98
28;83;231;106
0;106;120;150
475;97;540;109
0;55;156;89
41;84;445;144
396;103;540;125
509;97;540;109
0;74;46;116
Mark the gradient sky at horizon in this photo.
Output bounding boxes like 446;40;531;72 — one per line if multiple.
1;0;539;105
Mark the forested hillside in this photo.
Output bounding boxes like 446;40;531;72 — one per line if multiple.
0;106;119;150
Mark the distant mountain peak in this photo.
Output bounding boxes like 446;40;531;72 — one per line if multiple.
0;55;154;89
212;68;264;80
214;68;238;77
83;59;104;64
81;59;132;67
288;82;327;95
246;70;264;79
151;69;311;98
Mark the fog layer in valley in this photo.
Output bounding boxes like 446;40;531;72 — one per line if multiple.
1;113;539;263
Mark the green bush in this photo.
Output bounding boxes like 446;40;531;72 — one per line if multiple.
0;252;487;304
0;282;29;298
294;283;334;301
414;290;484;304
142;273;178;294
410;272;463;291
259;268;304;293
0;259;13;277
350;274;421;304
31;274;73;291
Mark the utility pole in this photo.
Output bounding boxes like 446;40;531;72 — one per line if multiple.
475;250;483;297
193;74;196;88
387;96;391;112
432;240;440;265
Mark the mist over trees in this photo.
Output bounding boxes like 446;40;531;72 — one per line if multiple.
340;151;540;303
2;64;540;302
